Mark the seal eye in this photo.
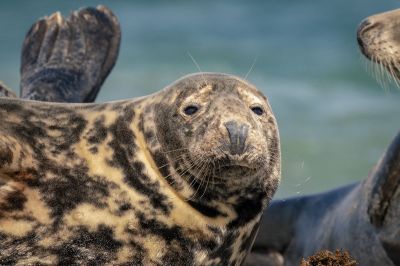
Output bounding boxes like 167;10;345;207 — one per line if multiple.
183;105;199;116
251;106;264;116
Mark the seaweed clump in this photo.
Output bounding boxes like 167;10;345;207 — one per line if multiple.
300;250;357;266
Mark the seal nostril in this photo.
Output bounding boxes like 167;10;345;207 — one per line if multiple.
224;121;249;155
359;19;372;32
357;19;374;53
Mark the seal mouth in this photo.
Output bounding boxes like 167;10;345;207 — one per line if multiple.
183;152;262;179
214;163;258;178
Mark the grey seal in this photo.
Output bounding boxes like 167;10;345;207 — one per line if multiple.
0;7;281;265
246;8;400;266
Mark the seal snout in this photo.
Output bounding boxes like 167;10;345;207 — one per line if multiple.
224;120;249;155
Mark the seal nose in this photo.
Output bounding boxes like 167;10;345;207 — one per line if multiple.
224;120;249;155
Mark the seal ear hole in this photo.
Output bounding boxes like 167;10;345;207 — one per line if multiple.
251;106;264;116
183;105;199;116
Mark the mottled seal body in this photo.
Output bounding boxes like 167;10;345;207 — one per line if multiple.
0;73;280;265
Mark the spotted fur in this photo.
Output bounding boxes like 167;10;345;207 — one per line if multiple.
0;73;280;265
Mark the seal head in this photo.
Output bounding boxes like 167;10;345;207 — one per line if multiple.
143;73;280;203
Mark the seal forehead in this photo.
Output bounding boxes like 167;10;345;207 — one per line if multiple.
164;72;266;104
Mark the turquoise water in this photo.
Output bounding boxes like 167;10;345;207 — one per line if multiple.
0;1;399;198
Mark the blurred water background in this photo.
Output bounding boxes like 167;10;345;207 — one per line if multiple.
0;1;399;198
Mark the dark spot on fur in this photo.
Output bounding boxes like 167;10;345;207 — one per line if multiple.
135;212;195;264
89;146;98;154
127;240;147;265
0;144;13;168
87;118;108;144
123;161;171;214
0;191;27;211
2;105;108;224
0;255;16;265
2;104;87;159
210;231;237;263
162;250;193;266
187;200;224;218
53;114;87;152
108;107;136;157
0;102;22;113
35;165;110;223
137;212;186;244
106;107;171;213
228;193;265;228
0;232;38;264
53;225;122;265
119;203;132;212
144;130;154;142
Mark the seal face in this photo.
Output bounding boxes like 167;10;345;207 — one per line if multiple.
357;8;400;84
0;72;280;265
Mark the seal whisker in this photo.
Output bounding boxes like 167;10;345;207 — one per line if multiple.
387;59;400;88
211;160;218;189
381;58;392;88
372;56;384;89
175;156;201;184
157;153;187;170
188;154;206;184
165;153;200;186
187;51;208;86
386;61;398;87
378;57;389;90
187;155;210;200
199;159;214;199
177;153;205;187
244;56;258;80
159;156;188;184
392;62;400;87
161;147;189;154
370;55;379;86
199;158;212;194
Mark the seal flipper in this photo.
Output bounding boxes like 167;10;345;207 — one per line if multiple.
367;131;400;264
76;6;121;103
20;6;121;102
